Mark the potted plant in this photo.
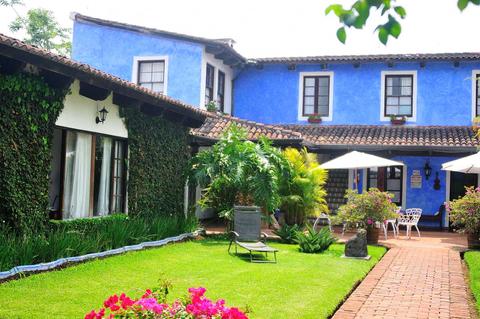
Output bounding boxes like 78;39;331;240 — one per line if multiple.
448;186;480;249
206;100;218;113
390;115;406;125
307;114;322;124
337;188;398;244
472;116;480;133
190;125;289;228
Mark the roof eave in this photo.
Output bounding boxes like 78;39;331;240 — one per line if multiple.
0;41;206;128
73;13;246;66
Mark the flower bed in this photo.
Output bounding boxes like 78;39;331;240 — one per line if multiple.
86;286;248;319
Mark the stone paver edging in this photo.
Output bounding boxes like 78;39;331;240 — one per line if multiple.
0;231;199;281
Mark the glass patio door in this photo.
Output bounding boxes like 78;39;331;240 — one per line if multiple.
367;166;403;206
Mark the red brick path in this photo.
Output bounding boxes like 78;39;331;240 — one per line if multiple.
332;244;473;319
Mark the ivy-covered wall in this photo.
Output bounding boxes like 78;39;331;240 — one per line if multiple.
0;73;67;234
121;108;191;218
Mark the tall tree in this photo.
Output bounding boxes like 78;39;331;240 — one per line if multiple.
1;1;71;56
326;0;480;45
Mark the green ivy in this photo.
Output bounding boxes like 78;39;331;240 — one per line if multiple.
0;73;67;235
121;107;190;218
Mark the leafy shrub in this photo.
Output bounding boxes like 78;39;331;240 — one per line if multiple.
294;224;337;254
337;188;398;230
448;186;480;234
0;73;67;234
121;107;191;219
190;125;290;219
273;224;301;244
279;148;328;225
85;284;248;319
0;215;198;271
48;213;128;232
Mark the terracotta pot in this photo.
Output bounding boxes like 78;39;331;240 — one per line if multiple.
366;227;380;245
467;233;480;249
308;118;322;124
390;119;406;125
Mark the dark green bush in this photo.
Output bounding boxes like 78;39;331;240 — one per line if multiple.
273;224;301;244
295;225;337;254
121;107;191;219
0;215;198;271
0;73;67;234
48;213;128;232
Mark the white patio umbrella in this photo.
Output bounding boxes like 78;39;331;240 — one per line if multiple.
320;151;404;190
320;151;404;170
441;152;480;174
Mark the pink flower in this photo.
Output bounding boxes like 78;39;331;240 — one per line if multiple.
141;289;152;298
84;310;96;319
84;308;105;319
222;307;249;319
103;294;120;311
367;218;373;225
119;293;134;310
136;297;165;314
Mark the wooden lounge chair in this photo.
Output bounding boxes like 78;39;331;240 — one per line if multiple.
228;206;278;263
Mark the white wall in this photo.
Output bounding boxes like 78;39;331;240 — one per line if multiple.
200;51;234;114
56;80;128;138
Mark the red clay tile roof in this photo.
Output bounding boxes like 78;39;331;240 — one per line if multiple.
72;13;246;66
191;113;302;142
251;52;480;64
280;125;480;149
0;32;206;126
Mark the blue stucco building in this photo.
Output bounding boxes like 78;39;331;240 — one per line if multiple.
71;13;480;228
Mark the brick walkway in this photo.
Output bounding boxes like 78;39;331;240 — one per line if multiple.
332;232;474;319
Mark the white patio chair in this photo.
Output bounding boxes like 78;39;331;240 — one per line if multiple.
313;213;332;232
396;208;422;239
382;219;397;239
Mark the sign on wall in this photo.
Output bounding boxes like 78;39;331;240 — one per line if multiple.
410;170;422;188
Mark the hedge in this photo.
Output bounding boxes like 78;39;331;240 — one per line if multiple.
0;214;198;272
0;73;67;235
121;107;191;218
0;72;192;234
48;213;129;232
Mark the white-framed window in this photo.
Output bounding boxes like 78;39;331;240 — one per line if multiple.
472;70;480;119
380;70;417;121
131;56;169;94
62;129;127;219
205;63;215;105
298;71;334;121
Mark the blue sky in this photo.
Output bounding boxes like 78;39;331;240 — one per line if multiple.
0;0;479;58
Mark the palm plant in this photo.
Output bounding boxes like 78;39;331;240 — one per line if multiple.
190;125;290;220
280;148;328;225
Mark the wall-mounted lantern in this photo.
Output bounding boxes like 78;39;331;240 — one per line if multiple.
95;105;108;124
424;160;432;180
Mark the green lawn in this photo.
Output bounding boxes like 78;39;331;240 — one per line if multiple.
0;238;385;319
465;251;480;313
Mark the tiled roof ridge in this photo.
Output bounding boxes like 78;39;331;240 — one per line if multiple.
280;124;474;129
250;52;480;64
0;32;206;118
207;113;303;138
277;124;479;148
71;13;246;63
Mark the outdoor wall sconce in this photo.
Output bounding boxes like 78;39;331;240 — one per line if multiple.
95;105;108;124
424;160;432;180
